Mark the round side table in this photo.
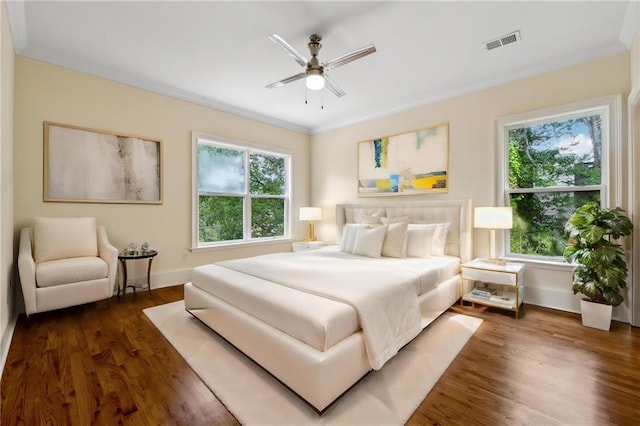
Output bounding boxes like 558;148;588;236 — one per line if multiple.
117;250;158;298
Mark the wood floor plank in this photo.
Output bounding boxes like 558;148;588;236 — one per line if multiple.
2;285;639;425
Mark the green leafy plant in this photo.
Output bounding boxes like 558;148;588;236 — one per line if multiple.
563;201;633;306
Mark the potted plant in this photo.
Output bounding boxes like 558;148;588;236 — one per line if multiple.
563;201;633;330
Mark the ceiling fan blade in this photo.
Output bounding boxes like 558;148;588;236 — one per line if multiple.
323;44;376;71
269;34;308;68
266;72;306;89
324;74;346;97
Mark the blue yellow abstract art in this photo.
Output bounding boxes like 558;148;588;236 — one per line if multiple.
358;122;449;196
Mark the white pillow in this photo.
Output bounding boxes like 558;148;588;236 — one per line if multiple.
432;223;451;256
353;209;383;224
33;217;98;263
382;222;408;258
381;215;410;225
407;223;451;256
406;225;436;258
339;224;368;252
360;214;382;224
352;225;388;258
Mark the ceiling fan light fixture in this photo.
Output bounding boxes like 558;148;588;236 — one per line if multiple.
305;72;325;91
267;33;375;98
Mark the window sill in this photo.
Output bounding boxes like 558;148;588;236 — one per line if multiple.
502;256;575;272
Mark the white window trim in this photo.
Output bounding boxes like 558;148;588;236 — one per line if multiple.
191;132;293;249
496;95;622;264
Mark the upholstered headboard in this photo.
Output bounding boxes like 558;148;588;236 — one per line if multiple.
335;200;473;262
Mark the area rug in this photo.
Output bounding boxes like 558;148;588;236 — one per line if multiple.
143;301;482;425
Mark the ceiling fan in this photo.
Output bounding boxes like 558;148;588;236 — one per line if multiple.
266;33;376;97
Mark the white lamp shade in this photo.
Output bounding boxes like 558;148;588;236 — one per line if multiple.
299;207;322;221
474;207;513;229
305;74;325;91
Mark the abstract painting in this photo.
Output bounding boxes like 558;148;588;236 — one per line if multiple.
358;122;449;196
44;122;162;203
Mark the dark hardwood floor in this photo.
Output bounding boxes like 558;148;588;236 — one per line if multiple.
1;285;639;425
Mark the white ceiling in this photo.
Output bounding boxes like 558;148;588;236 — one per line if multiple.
6;1;636;134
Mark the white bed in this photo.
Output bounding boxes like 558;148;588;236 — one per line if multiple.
184;200;472;412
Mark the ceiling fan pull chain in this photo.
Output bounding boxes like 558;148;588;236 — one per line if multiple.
321;90;324;110
305;87;308;105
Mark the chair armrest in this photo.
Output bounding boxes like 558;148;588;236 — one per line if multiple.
18;227;37;316
97;225;119;296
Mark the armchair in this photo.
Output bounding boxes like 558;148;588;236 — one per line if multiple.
18;217;118;316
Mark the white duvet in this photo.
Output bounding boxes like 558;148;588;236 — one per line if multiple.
217;251;423;370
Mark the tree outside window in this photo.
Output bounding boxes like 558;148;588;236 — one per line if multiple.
196;138;290;247
502;104;610;260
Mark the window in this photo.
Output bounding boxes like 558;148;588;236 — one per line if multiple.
193;135;291;248
498;96;620;262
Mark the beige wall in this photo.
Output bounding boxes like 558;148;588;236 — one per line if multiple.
311;52;631;317
14;57;310;289
1;1;15;367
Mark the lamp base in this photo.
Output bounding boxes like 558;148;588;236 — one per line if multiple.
304;222;316;242
484;229;507;265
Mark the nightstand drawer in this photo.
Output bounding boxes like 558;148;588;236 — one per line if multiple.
462;267;517;286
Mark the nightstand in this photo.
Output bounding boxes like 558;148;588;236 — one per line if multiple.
292;241;326;252
460;258;525;318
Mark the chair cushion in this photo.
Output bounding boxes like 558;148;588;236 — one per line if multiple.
36;257;108;288
33;217;98;263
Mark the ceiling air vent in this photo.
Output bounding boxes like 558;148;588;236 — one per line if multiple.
484;30;521;51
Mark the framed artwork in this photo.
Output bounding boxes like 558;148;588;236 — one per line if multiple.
44;121;162;204
358;122;449;196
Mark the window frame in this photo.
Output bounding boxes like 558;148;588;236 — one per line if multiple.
496;95;622;264
192;133;292;250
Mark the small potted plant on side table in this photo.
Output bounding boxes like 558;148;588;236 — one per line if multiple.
563;201;633;330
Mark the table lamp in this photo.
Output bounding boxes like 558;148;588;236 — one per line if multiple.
474;207;513;264
299;207;322;241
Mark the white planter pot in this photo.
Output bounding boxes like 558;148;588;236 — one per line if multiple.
580;299;612;330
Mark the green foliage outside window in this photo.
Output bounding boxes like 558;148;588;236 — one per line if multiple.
249;153;285;195
198;142;288;245
251;198;285;238
199;196;243;242
507;115;603;257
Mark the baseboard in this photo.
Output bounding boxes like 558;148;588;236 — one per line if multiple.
0;312;18;378
524;286;581;313
121;267;192;292
524;286;629;323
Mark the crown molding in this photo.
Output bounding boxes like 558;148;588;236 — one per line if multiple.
619;0;640;49
20;50;311;135
135;85;311;135
310;41;628;134
4;0;27;53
